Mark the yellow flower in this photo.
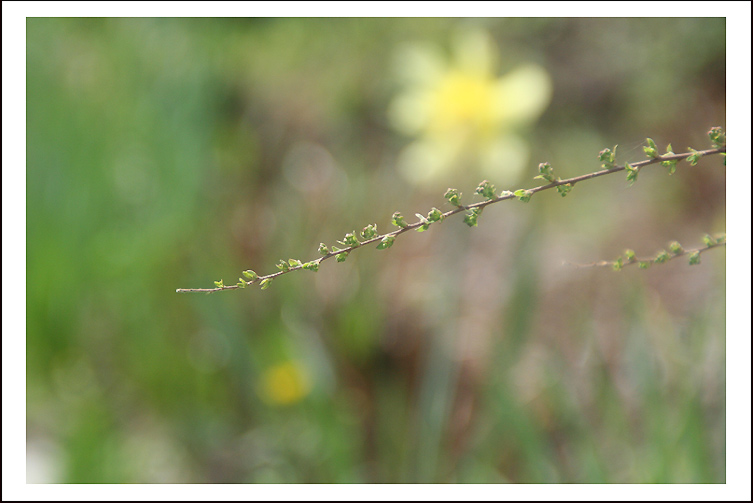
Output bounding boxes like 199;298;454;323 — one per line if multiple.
259;361;311;405
389;28;552;189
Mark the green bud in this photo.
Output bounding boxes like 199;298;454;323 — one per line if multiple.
668;241;684;255
612;257;623;271
288;258;302;268
276;260;290;272
625;163;639;185
444;188;462;207
302;261;319;272
392;211;408;228
242;270;258;281
361;224;378;240
339;232;360;248
514;189;532;203
638;261;651;269
237;278;247;288
702;234;714;247
259;278;273;290
336;251;349;263
715;234;726;245
377;235;395;250
644;138;658;158
661;159;678;175
654;250;670;264
598;147;617;169
463;207;482;227
688;251;701;265
427;207;444;223
214;280;224;288
556;183;572;197
318;243;329;256
534;162;556;182
475;180;496;200
708;127;725;148
624;249;636;262
686;148;701;166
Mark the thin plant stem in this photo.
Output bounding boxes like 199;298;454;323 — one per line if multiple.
176;146;725;293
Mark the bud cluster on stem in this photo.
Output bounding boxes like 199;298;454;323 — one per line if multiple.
176;128;726;294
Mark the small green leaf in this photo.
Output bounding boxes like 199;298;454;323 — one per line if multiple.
360;224;378;240
686;148;701;166
654;250;670;264
214;280;224;288
288;258;302;268
336;251;349;263
708;127;725;148
427;207;444;223
415;213;431;232
624;249;636;262
535;162;556;182
259;278;273;290
638;261;651;269
463;207;482;227
556;183;572;197
276;260;290;272
342;232;360;248
242;270;258;281
598;147;617;169
475;180;496;200
318;243;329;256
444;188;462;207
625;163;639;185
661;144;677;174
702;234;714;247
302;261;319;272
668;241;683;255
644;138;658;158
237;278;247;288
612;257;623;271
661;159;678;175
514;189;532;203
689;251;701;265
392;211;408;228
377;235;395;250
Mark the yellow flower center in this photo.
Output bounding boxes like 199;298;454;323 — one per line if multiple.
428;70;497;138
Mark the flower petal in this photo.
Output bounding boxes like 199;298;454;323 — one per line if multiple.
452;28;496;77
493;64;552;125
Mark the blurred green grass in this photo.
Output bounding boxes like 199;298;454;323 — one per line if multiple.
26;18;725;483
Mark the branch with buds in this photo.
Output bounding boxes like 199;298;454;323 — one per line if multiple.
176;127;726;294
568;234;726;270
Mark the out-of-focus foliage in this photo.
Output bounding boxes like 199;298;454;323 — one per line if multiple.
27;18;725;483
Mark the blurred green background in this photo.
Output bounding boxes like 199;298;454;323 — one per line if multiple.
26;18;725;483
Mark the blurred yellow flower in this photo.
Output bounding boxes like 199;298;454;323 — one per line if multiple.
389;29;552;188
259;361;311;405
